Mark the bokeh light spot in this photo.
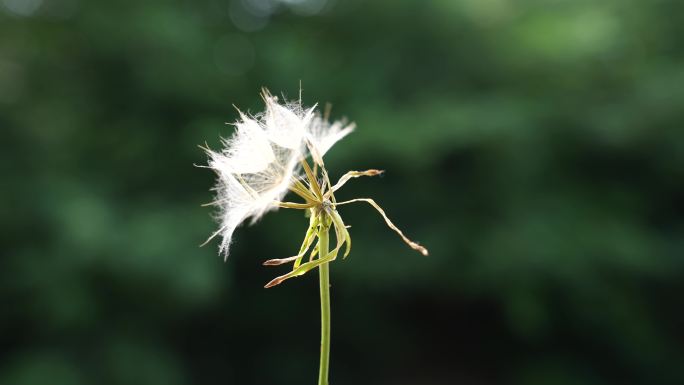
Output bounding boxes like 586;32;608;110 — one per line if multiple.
1;0;43;16
229;0;269;32
281;0;328;15
243;0;277;17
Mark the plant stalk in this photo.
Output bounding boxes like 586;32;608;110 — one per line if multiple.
317;222;331;385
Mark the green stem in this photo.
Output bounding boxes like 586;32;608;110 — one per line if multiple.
317;223;331;385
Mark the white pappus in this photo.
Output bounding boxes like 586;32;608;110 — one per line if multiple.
200;90;354;258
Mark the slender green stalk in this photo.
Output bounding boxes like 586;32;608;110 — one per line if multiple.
317;221;331;385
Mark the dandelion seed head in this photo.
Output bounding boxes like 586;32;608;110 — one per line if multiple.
307;116;355;166
203;89;352;257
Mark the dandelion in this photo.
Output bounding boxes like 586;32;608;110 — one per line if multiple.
200;90;352;258
200;89;428;385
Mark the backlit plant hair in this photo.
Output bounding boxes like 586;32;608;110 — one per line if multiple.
200;89;428;385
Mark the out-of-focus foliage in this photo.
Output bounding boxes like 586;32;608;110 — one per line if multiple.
1;0;683;384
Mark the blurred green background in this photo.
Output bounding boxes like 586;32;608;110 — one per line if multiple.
2;0;684;384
